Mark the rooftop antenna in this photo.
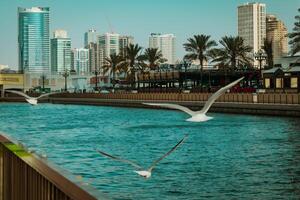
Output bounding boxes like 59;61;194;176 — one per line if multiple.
106;16;114;33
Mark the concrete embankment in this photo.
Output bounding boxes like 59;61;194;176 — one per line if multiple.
1;96;300;117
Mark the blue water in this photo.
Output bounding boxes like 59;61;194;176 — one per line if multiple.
0;103;300;199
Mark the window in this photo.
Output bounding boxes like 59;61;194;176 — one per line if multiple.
265;78;270;88
110;40;116;44
291;77;298;88
276;78;283;88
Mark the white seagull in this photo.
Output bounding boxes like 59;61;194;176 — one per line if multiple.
5;90;59;105
96;135;188;179
143;77;244;122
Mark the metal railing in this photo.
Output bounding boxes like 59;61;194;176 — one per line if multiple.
0;134;101;200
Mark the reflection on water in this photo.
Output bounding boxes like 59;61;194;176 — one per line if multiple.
0;103;300;199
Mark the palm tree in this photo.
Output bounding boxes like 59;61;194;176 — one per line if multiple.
288;8;300;55
211;36;252;84
262;39;273;69
102;53;125;90
125;44;143;88
183;34;217;91
141;48;166;71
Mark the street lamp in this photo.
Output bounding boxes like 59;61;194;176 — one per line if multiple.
40;74;46;92
254;49;267;88
254;49;267;76
61;69;70;92
182;59;190;89
93;66;100;91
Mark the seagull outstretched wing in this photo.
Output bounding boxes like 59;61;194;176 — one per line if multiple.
5;90;32;99
143;103;195;116
96;149;143;170
147;135;188;172
196;77;244;115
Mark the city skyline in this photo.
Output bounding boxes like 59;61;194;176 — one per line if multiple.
0;0;299;69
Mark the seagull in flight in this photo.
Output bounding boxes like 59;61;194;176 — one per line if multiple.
96;135;188;179
143;77;244;122
5;90;59;105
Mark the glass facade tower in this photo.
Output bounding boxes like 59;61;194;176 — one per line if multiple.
18;7;50;73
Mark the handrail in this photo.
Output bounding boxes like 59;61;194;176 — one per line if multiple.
0;134;107;200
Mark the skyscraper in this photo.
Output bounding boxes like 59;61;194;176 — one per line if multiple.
18;7;50;73
119;35;134;57
149;33;176;64
266;15;288;64
84;29;97;48
98;33;120;68
87;42;98;72
238;3;266;67
72;48;89;75
51;30;71;74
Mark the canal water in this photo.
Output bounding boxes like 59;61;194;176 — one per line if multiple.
0;103;300;199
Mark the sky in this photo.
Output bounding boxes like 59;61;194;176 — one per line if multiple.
0;0;299;69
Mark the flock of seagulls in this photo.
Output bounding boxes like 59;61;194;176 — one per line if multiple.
5;77;244;179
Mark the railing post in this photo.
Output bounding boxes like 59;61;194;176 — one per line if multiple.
0;144;3;200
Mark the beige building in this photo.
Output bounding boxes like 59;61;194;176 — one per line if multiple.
238;3;266;67
266;14;288;65
0;73;24;97
119;35;134;57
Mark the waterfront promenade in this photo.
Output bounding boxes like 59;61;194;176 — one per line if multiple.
1;92;300;117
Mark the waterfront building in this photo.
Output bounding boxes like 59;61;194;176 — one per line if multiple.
149;33;176;64
51;30;72;74
98;33;120;74
72;48;89;75
22;72;92;92
84;29;97;48
18;7;50;73
119;35;134;57
266;15;288;65
0;73;24;97
238;3;266;67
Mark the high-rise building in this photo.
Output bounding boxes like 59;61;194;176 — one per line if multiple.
266;15;288;64
149;33;176;64
119;35;134;57
98;33;120;68
18;7;50;73
72;48;89;75
51;30;71;74
238;3;266;67
84;29;97;48
87;43;98;72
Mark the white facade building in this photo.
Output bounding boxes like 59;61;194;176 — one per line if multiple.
238;3;266;67
98;33;120;67
72;48;89;75
51;30;71;74
149;33;176;64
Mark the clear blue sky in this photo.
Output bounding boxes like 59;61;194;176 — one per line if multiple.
0;0;299;69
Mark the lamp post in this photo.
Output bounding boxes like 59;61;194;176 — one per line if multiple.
254;49;267;88
93;66;100;91
40;74;46;92
62;69;69;92
182;59;190;89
